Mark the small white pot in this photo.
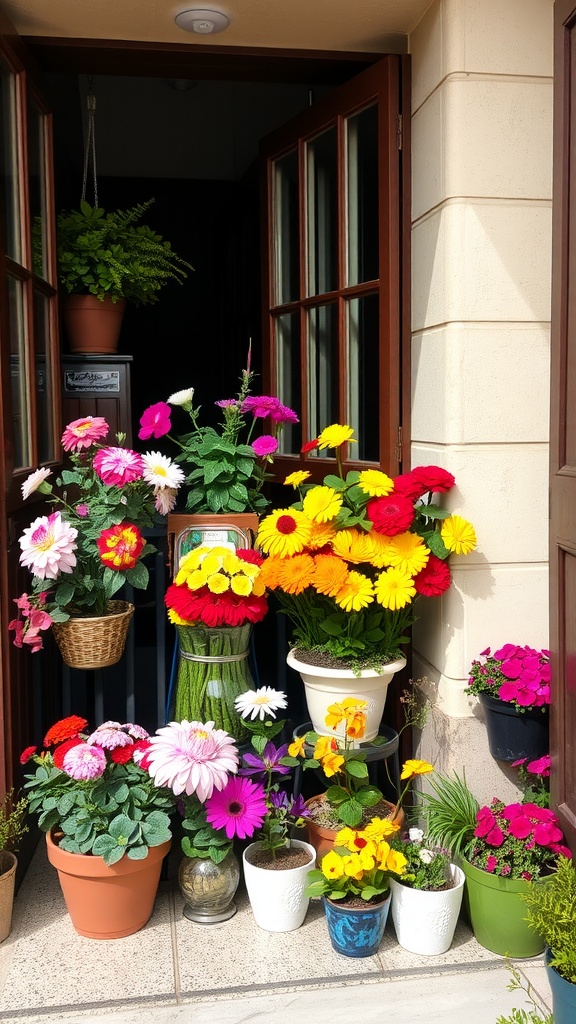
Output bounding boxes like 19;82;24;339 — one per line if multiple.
242;840;315;933
389;864;465;956
286;649;406;743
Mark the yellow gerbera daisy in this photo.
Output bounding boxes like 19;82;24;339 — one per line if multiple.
374;567;416;610
441;515;477;556
184;568;208;591
386;532;430;576
317;423;357;450
366;531;396;568
302;485;343;523
334;571;374;612
167;608;194;626
257;508;312;556
284;470;311;488
307;520;338;549
207;572;230;594
313;554;349;596
400;758;434;780
357;469;394;497
332;528;374;565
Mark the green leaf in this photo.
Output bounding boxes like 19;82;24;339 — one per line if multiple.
325;785;348;805
345;760;369;779
337;799;363;827
425;531;450;559
250;734;267;756
124;561;149;590
322;474;346;491
355;786;383;807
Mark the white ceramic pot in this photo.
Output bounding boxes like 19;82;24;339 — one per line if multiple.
242;840;315;932
286;649;406;742
389;864;465;956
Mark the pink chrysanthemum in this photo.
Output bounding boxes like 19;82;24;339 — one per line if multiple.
138;402;172;440
252;435;279;457
87;722;133;749
61;417;109;452
93;447;145;486
19;511;77;580
205;775;267;839
123;723;149;740
62;743;107;780
145;720;239;801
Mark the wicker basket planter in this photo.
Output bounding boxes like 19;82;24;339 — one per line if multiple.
51;600;134;670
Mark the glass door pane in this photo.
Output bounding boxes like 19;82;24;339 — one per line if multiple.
347;294;379;461
306;128;338;297
274;312;302;454
8;276;31;469
34;289;55;463
346;105;379;286
272;150;299;305
308;304;338;449
27;96;48;280
0;56;21;262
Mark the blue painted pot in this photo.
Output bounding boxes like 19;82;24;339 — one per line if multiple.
322;894;391;958
545;947;576;1024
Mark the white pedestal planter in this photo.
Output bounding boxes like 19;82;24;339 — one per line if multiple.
389;864;465;956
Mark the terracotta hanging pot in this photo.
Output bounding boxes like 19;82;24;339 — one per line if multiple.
62;294;126;354
51;600;134;670
46;831;171;939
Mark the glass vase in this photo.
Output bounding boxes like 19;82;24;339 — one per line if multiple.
174;623;253;743
178;850;240;924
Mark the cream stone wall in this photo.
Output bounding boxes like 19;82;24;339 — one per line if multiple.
407;0;553;799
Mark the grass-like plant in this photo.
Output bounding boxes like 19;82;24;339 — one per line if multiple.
419;770;479;858
521;856;576;983
0;791;28;855
496;964;553;1024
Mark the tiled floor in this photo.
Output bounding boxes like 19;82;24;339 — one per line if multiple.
0;841;553;1024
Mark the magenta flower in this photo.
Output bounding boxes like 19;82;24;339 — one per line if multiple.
93;447;145;486
485;855;498;873
252;435;278;457
205;775;267;839
62;742;107;780
243;395;299;424
138;402;172;440
61;416;109;452
215;399;239;409
526;755;551;777
75;504;89;517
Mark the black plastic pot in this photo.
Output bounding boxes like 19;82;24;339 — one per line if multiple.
478;692;549;762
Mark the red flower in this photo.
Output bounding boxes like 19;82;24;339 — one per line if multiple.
97;522;145;571
392;472;426;500
413;554;451;597
366;494;415;536
44;715;88;746
301;439;319;454
410;465;455;494
236;549;264;566
132;739;152;769
53;737;84;769
110;744;136;764
20;745;36;765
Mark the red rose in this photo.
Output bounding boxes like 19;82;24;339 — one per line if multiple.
366;495;415;536
411;465;455;494
392;472;427;500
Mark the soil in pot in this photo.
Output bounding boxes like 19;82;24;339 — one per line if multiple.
307;794;404;831
244;845;312;870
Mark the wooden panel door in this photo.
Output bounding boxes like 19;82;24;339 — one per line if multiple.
550;0;576;850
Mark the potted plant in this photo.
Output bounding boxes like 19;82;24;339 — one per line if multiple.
388;826;465;955
8;416;184;668
521;856;576;1024
165;543;268;741
286;696;431;861
0;791;28;943
257;426;477;735
305;818;408;957
177;794;242;925
467;645;550;762
138;350;298;521
58;199;193;353
202;687;315;932
422;771;570;957
21;717;175;938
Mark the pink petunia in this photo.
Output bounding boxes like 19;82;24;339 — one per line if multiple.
252;435;278;457
526;755;551;777
93;447;145;486
138;402;172;440
61;416;109;452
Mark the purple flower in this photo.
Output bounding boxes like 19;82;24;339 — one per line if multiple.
252;435;278;457
290;793;310;818
215;399;239;409
240;742;290;777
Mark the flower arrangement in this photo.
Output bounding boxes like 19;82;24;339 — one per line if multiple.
257;423;477;670
9;417;185;651
391;827;453;892
138;352;298;515
467;644;550;712
286;696;433;828
165;545;269;738
305;817;408;903
21;716;175;865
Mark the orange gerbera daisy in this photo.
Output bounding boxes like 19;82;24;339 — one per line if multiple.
276;553;316;594
258;555;285;589
313;553;349;596
307;520;337;549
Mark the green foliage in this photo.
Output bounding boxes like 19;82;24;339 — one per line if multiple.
420;770;479;858
180;797;233;864
0;790;28;853
58;199;193;305
391;832;452;891
495;964;553;1024
521;856;576;983
305;863;392;903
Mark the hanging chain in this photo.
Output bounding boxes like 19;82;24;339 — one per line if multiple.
81;76;98;208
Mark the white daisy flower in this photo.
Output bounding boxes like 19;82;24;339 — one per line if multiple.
167;387;194;407
142;452;185;490
408;827;424;843
419;848;434;865
21;467;52;501
234;687;288;721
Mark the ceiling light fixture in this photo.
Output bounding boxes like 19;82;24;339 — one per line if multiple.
174;8;231;34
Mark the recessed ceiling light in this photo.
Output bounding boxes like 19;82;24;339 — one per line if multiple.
174;9;231;34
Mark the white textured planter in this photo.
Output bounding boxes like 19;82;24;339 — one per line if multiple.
389;864;465;956
242;840;315;933
286;650;406;742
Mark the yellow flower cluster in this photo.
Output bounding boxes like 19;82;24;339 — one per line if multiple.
175;545;265;598
321;820;408;883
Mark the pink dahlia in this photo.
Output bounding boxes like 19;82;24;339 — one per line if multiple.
61;417;109;452
252;435;278;457
145;720;239;801
19;511;77;580
243;395;299;423
138;402;172;440
87;721;133;749
62;742;107;780
93;447;145;486
205;775;267;839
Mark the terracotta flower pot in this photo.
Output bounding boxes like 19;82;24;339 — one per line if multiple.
62;294;126;354
46;832;170;939
305;794;406;864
